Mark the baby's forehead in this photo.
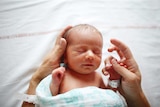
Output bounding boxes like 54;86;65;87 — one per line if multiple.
64;24;102;41
70;24;100;34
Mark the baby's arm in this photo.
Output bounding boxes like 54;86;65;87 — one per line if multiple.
50;67;65;96
103;63;121;91
102;57;126;91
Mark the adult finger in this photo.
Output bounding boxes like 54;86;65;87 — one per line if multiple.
55;26;72;44
108;46;126;62
111;58;135;79
50;26;72;58
110;39;133;60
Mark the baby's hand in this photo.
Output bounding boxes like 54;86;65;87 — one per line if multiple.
50;67;65;95
105;63;121;80
102;57;127;89
102;56;122;80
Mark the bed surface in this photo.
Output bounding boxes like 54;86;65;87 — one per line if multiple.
0;0;160;107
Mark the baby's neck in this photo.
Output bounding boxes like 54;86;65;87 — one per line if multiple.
59;68;100;94
66;68;96;80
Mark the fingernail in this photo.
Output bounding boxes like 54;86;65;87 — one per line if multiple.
103;71;109;76
106;63;112;67
112;59;117;64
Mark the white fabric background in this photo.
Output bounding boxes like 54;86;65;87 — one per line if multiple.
0;0;160;107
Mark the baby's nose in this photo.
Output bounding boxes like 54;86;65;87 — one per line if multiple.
86;50;94;60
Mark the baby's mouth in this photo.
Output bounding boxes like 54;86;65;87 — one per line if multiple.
82;63;94;67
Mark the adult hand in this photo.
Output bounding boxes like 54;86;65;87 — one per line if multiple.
103;39;150;107
32;26;72;83
22;26;72;107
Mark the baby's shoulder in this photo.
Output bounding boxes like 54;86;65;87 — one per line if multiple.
94;71;106;88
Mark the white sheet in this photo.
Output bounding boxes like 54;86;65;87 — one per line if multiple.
0;0;160;107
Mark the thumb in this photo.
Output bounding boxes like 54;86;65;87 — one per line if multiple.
111;59;131;79
60;38;67;47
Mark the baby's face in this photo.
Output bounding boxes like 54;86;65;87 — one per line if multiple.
65;30;103;74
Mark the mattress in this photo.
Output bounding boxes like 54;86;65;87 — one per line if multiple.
0;0;160;107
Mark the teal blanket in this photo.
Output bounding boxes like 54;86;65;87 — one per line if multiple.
36;75;127;107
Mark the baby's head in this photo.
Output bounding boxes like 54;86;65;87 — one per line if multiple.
64;24;103;74
64;24;102;42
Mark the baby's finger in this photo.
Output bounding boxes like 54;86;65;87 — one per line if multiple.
52;67;65;78
102;68;109;76
104;56;114;66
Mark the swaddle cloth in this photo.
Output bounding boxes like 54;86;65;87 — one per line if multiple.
36;75;127;107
